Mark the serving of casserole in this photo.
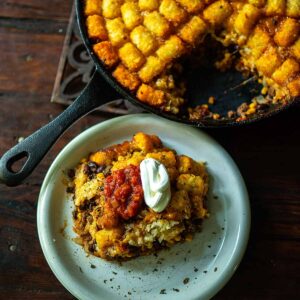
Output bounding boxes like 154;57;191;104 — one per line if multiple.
68;132;209;260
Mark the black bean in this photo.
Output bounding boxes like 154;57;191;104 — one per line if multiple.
67;169;75;179
96;165;106;173
72;210;78;220
88;242;96;252
66;186;74;193
88;161;98;173
79;203;87;210
88;198;96;210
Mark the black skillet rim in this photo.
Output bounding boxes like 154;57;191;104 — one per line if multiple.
75;0;299;128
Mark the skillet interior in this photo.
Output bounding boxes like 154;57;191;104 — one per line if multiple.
75;0;299;128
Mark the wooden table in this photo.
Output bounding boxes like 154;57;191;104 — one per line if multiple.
0;1;299;299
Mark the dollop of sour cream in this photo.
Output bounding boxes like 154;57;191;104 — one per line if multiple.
140;158;171;212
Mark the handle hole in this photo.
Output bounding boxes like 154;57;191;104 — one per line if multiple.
7;151;29;173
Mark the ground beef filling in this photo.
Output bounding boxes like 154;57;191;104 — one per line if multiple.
100;165;144;228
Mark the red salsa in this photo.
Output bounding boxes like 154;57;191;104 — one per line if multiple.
101;165;144;228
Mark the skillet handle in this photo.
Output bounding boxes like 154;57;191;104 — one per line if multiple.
0;71;121;186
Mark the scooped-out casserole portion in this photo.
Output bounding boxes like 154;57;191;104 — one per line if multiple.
68;133;209;260
84;0;300;121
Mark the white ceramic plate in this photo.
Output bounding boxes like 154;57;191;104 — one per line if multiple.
37;114;250;300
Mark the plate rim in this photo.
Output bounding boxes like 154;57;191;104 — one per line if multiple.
37;113;251;300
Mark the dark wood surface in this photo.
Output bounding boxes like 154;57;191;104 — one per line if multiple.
0;1;300;299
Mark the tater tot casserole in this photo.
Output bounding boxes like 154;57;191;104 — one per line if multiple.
68;133;209;260
84;0;300;121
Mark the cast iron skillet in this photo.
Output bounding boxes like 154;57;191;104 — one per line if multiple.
0;0;298;186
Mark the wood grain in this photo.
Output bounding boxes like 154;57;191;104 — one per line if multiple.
0;1;300;299
0;0;72;20
209;107;300;300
